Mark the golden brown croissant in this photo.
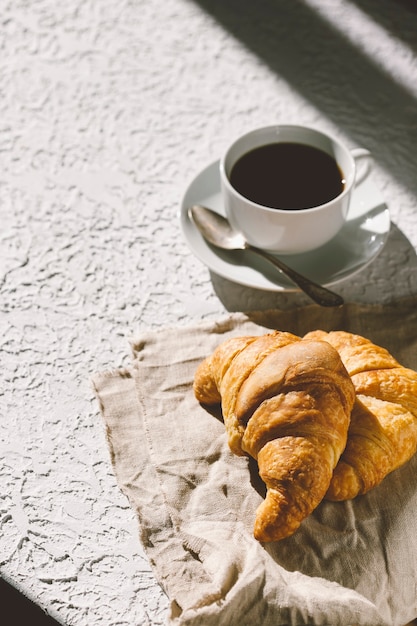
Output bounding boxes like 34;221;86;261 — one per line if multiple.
304;330;417;500
194;331;355;542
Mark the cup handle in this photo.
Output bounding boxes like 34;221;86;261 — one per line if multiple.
351;147;373;186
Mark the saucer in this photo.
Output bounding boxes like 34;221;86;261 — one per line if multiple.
180;160;391;292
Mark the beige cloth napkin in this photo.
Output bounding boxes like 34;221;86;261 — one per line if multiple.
93;298;417;626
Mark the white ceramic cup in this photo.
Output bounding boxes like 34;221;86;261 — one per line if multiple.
220;125;372;254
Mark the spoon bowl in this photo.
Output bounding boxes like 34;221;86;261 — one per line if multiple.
189;204;344;308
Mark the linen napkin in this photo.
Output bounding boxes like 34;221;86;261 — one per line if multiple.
92;298;417;626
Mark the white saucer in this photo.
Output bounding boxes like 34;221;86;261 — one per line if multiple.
180;160;391;292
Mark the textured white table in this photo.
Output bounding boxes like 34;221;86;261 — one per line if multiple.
1;0;417;624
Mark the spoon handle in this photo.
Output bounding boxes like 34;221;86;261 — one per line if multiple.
249;246;344;307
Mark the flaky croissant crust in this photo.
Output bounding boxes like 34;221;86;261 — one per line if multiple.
194;331;355;542
304;330;417;500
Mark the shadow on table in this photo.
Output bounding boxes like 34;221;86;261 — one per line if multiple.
209;222;417;312
191;0;417;200
0;578;63;625
350;0;417;51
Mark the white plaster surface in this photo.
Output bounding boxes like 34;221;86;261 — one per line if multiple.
1;0;417;624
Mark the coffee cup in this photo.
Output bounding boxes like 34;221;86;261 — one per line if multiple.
220;125;372;254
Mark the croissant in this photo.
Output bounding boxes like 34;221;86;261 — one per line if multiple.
194;331;355;542
304;330;417;500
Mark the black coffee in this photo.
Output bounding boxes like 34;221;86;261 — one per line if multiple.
229;142;344;210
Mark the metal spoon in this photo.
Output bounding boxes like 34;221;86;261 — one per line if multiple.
189;204;344;308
